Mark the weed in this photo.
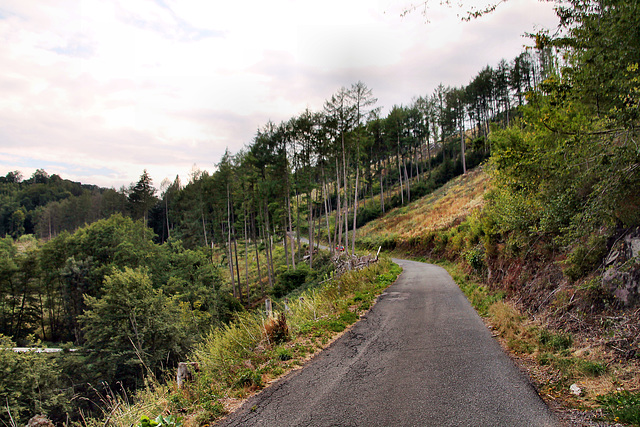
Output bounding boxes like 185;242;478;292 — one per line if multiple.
327;319;346;332
234;369;262;388
137;415;183;427
597;390;640;425
339;311;358;324
577;360;607;377
538;330;573;351
276;347;293;361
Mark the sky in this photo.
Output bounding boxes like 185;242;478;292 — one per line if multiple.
0;0;558;189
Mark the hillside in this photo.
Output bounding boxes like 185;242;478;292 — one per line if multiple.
358;166;489;245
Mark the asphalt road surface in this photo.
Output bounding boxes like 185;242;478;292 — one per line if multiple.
218;259;558;427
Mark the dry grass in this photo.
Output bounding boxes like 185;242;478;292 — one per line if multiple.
486;300;640;412
359;168;490;239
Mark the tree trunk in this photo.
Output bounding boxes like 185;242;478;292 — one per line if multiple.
296;191;302;261
321;168;333;254
335;158;342;250
378;158;385;213
397;142;404;205
342;132;350;254
307;196;313;268
202;212;208;247
461;122;467;175
288;195;296;268
252;211;263;296
244;206;250;304
351;164;359;255
226;188;236;299
264;202;275;287
404;159;411;203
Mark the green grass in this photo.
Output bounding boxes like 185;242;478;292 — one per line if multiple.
597;391;640;426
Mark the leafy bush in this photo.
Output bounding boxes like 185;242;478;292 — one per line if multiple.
270;265;310;298
464;246;485;272
563;235;608;281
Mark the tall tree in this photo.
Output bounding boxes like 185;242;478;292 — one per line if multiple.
128;170;157;233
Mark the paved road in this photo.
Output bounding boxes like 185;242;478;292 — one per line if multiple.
218;259;558;426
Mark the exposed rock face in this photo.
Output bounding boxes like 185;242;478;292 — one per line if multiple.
603;228;640;307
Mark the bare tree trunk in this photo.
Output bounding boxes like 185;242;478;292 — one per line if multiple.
226;187;236;299
335;158;342;250
263;201;274;288
404;159;411;203
397;143;404;205
378;158;385;213
342;133;349;254
296;190;301;260
307;196;313;268
351;165;359;254
321;168;333;254
233;225;242;304
461;121;467;175
287;195;296;268
252;211;263;296
427;136;432;176
227;230;236;298
244;206;250;304
283;217;289;269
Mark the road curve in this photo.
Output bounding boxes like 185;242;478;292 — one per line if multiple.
218;258;558;427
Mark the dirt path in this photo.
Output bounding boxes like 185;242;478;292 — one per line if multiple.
217;258;558;426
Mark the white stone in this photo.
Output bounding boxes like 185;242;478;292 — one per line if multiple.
570;383;582;396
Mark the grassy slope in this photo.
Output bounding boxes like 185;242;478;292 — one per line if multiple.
359;164;640;426
359;166;489;241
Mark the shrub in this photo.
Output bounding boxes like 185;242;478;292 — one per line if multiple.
270;265;310;298
0;335;70;426
563;235;608;281
464;246;485;272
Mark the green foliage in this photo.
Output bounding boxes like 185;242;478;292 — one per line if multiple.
538;330;573;352
270;264;310;298
0;335;70;426
597;390;640;426
137;415;183;427
80;267;195;389
463;246;485;272
563;235;608;281
275;346;293;361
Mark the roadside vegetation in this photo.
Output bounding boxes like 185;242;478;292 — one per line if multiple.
79;259;401;427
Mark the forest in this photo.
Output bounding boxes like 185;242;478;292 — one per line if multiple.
2;0;640;424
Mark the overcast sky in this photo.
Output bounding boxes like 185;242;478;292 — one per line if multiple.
0;0;558;189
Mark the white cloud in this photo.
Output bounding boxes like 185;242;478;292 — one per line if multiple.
0;0;558;188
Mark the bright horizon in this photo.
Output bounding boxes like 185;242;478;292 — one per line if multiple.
0;0;558;189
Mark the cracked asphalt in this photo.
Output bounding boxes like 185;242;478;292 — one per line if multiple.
217;259;559;427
